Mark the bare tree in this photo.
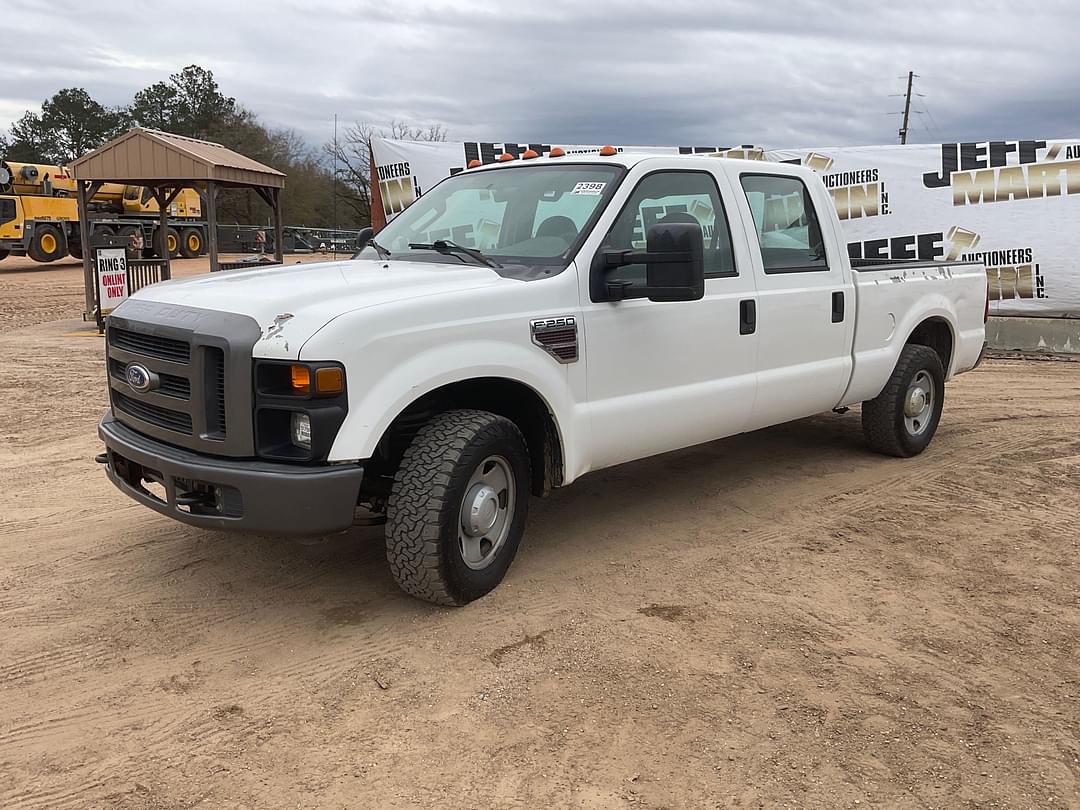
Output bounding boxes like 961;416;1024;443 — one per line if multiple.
325;120;446;226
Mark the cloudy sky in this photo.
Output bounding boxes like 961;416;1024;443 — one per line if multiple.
2;0;1076;151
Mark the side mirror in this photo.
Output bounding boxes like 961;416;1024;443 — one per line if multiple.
643;222;705;302
356;226;374;251
592;222;705;302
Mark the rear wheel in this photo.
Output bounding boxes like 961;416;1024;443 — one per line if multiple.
117;226;140;257
153;226;180;259
0;247;9;261
179;227;203;259
862;344;945;457
91;225;116;246
28;224;66;262
386;409;531;605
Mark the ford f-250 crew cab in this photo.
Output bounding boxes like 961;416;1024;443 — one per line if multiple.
97;151;988;605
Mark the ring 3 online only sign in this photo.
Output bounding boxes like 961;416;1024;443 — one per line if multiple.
372;137;1080;317
96;248;129;315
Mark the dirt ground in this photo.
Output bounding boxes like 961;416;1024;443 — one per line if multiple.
1;257;1078;809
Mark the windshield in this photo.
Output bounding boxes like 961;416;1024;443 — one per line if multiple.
356;163;624;277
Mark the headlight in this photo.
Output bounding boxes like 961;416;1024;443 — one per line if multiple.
291;412;311;449
254;360;348;461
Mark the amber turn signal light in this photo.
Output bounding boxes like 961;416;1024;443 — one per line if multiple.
315;367;344;395
290;365;311;394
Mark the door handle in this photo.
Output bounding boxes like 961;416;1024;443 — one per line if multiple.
831;291;845;323
739;299;756;335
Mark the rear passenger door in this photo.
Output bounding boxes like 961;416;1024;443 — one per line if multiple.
734;172;854;429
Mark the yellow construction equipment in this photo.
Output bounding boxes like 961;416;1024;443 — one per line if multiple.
0;159;206;263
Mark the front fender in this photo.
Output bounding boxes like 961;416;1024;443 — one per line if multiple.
325;338;575;465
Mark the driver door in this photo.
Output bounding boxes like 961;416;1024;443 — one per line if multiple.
579;167;759;471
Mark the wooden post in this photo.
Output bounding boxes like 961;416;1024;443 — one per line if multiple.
272;187;284;265
369;151;385;232
206;181;219;273
153;186;171;280
77;181;96;324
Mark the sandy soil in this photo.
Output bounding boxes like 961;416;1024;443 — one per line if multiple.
1;259;1078;808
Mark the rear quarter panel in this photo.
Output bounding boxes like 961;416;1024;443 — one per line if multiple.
842;262;986;405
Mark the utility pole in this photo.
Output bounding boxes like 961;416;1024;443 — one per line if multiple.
899;71;914;145
332;113;338;258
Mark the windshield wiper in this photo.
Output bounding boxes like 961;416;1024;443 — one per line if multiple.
407;239;501;268
368;239;392;259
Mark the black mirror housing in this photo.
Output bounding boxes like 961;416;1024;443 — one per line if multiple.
644;222;705;302
591;222;706;302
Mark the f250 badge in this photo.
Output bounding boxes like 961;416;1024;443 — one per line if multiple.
530;316;578;363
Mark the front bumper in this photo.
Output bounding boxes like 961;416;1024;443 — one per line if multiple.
98;412;365;535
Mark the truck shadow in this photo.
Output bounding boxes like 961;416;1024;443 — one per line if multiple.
128;410;870;622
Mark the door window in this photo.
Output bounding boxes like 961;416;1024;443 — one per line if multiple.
602;171;736;286
740;174;829;273
0;198;15;225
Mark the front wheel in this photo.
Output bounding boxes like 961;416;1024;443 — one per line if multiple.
386;409;531;605
28;224;66;262
862;344;945;457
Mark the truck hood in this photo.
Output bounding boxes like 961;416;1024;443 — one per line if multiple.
119;257;508;355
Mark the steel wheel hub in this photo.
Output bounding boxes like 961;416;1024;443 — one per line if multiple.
905;387;927;417
463;484;500;536
458;455;515;571
903;371;935;436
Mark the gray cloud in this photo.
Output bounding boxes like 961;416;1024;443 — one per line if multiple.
2;0;1077;151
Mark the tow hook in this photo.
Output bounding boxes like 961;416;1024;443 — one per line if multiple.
94;452;108;464
175;491;216;508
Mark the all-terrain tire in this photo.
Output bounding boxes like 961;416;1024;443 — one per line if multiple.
386;409;531;606
862;344;945;458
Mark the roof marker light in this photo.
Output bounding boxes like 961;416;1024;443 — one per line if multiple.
598;145;618;156
549;147;565;157
522;149;539;159
467;159;482;168
498;152;516;161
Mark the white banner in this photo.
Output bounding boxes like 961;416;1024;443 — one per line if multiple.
768;140;1080;318
371;137;1080;317
370;138;762;223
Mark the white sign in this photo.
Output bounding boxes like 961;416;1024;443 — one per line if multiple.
96;248;129;314
373;136;1080;317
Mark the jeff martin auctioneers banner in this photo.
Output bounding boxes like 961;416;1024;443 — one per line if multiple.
372;137;1080;318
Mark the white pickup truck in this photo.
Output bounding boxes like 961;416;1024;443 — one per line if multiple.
98;151;987;604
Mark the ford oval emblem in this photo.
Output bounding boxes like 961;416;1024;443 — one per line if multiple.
125;363;154;393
